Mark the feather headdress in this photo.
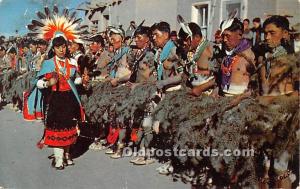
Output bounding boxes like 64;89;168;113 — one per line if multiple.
177;15;193;38
221;9;238;33
27;5;87;43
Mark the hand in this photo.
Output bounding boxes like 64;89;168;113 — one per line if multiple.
47;78;57;87
153;121;160;134
187;87;202;97
125;81;133;87
229;91;251;106
82;74;89;84
110;78;119;87
191;87;203;96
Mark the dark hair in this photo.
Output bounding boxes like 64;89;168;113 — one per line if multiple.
77;43;85;54
179;23;201;40
263;15;290;31
243;19;250;24
253;17;261;23
37;39;48;46
90;34;105;47
52;36;67;47
222;18;244;33
0;46;6;51
23;42;30;48
151;21;170;34
135;26;151;37
48;36;70;59
8;47;17;54
124;36;131;41
29;40;37;46
170;30;177;37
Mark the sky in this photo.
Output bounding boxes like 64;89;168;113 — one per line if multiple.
0;0;86;37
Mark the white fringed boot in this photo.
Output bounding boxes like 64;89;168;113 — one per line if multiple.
53;147;64;170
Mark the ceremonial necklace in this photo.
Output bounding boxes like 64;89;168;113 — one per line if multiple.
54;56;71;80
221;39;251;89
265;45;287;79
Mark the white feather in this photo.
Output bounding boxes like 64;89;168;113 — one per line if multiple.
221;18;234;33
221;9;238;33
177;15;193;37
180;23;192;37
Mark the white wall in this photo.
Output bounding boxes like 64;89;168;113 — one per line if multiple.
135;0;178;30
247;0;276;24
276;0;300;25
108;0;178;31
109;0;136;29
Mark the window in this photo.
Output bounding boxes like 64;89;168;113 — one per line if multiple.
221;0;242;21
197;4;209;37
192;3;209;38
